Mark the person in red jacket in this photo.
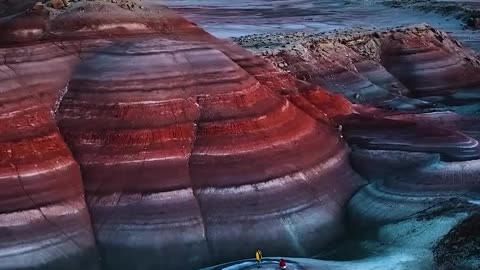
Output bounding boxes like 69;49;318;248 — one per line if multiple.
279;258;287;269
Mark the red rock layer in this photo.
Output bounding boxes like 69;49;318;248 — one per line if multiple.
0;3;215;46
239;25;480;112
239;27;480;244
0;4;363;269
213;42;354;126
273;47;410;109
56;39;208;269
236;32;424;111
240;25;480;183
190;64;359;263
376;27;480;98
2;2;480;269
0;37;99;269
53;33;364;268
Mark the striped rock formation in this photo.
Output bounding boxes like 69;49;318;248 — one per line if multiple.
55;37;363;269
239;24;480;270
0;27;99;270
239;25;480;195
2;1;480;269
236;24;480;112
0;2;364;269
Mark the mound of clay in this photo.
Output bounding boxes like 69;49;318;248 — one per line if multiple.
1;1;480;269
236;24;480;111
0;3;363;269
238;24;480;270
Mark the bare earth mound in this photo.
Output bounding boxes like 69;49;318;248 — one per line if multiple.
0;1;479;270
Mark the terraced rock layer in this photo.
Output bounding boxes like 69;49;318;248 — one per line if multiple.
236;24;480;110
0;31;99;270
1;1;480;269
237;25;480;270
236;25;480;163
0;2;364;269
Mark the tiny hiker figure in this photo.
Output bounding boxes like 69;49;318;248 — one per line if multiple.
255;249;263;268
279;258;287;270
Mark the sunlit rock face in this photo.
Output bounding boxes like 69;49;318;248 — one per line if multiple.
0;2;365;269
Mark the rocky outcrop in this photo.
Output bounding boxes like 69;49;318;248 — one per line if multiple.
236;25;480;112
237;26;480;190
371;27;480;99
434;212;480;270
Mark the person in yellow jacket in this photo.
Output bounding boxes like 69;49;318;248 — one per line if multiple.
255;249;263;268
